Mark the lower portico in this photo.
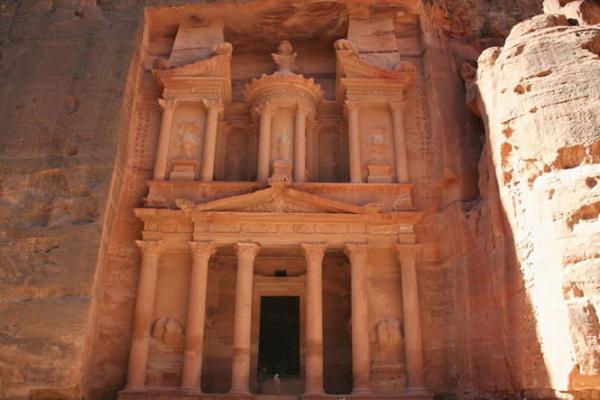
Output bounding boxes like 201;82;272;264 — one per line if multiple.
119;184;431;400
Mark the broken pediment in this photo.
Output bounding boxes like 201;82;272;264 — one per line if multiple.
176;186;384;215
154;42;232;83
333;39;416;101
334;39;416;81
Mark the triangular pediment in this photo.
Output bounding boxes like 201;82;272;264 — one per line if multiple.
176;186;383;214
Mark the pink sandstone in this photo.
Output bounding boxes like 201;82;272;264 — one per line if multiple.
0;1;598;399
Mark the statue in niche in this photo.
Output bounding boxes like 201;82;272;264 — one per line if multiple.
368;127;389;161
319;130;340;181
375;318;404;364
152;317;185;350
225;131;249;181
277;131;292;162
272;40;297;75
175;122;201;159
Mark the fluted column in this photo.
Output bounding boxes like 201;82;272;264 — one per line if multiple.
200;100;223;181
153;98;177;180
390;102;409;183
181;241;217;391
257;102;274;182
395;244;427;394
343;243;371;394
301;243;328;395
345;101;362;183
294;104;310;182
126;240;164;390
230;242;260;394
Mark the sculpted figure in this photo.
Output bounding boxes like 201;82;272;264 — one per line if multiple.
334;39;360;58
272;40;297;74
375;318;404;364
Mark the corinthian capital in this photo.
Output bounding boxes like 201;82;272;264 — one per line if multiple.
344;100;362;113
158;98;177;111
301;243;327;264
235;242;260;259
136;240;164;257
189;241;217;261
389;101;406;113
343;242;369;260
202;99;224;113
254;101;275;116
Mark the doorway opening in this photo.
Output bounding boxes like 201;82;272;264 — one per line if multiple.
258;296;300;377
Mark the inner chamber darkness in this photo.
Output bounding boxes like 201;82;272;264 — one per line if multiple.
258;296;300;376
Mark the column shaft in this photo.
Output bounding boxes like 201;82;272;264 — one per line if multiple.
301;243;327;395
126;240;163;390
200;101;222;181
344;243;371;394
390;102;409;183
294;106;308;182
230;243;260;394
257;103;273;182
181;242;217;391
396;245;426;392
346;102;362;183
153;99;176;180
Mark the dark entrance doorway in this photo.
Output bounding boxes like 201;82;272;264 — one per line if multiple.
258;296;300;377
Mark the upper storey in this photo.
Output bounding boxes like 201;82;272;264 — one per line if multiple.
145;9;422;211
150;25;416;180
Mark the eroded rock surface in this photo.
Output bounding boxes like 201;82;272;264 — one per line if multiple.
476;10;600;394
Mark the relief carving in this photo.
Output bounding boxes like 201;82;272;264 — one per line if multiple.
375;318;404;365
152;317;185;350
174;122;202;159
272;40;298;75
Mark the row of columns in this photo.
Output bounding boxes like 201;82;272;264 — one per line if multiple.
345;101;410;184
256;102;310;183
153;98;409;185
125;241;426;395
153;98;223;182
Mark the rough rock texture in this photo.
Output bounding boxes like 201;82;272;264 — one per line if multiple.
0;1;141;398
476;11;600;396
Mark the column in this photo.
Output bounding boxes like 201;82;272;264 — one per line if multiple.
345;101;362;183
301;243;328;395
294;104;310;182
390;102;409;183
256;102;274;182
343;243;371;394
153;98;177;180
125;240;163;390
395;244;427;394
230;242;260;394
181;241;217;391
200;100;223;181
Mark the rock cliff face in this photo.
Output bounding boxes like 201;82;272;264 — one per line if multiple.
476;9;600;395
1;0;599;399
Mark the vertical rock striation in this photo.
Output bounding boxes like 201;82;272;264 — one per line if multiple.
476;10;600;396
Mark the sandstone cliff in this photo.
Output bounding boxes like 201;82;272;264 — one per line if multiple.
475;8;600;396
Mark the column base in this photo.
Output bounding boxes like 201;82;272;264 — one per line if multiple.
118;389;254;400
303;390;325;397
302;392;432;400
180;387;203;395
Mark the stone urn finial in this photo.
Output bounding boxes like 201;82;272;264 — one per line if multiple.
272;40;297;74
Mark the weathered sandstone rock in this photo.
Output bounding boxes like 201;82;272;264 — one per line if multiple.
476;10;600;395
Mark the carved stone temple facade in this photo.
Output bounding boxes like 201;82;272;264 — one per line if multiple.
119;19;430;400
